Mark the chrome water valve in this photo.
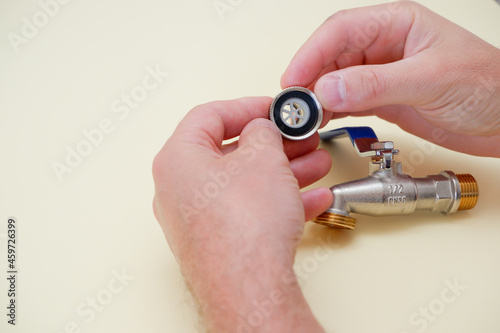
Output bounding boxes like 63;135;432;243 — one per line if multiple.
312;127;479;230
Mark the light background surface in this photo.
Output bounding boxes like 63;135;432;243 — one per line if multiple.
1;0;500;332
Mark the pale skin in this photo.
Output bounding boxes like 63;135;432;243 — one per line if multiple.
153;2;500;332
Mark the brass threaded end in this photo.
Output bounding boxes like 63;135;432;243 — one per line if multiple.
456;173;479;210
312;212;357;230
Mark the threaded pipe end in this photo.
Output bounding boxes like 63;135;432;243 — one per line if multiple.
456;173;479;210
312;212;357;230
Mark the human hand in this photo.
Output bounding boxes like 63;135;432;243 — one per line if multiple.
152;97;331;332
281;1;500;157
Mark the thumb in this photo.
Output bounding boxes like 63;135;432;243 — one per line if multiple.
314;58;438;112
237;118;284;152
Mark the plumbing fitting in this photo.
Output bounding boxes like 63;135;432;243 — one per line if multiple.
270;87;323;140
313;127;479;230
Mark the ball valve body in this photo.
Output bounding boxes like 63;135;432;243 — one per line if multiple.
313;127;479;230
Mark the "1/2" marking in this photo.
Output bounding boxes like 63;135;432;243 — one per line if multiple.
388;184;406;204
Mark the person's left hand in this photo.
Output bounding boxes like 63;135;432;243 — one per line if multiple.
152;97;331;332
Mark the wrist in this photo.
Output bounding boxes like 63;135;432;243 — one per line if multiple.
203;268;323;332
183;256;324;332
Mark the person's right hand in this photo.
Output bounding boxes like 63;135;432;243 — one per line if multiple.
281;1;500;157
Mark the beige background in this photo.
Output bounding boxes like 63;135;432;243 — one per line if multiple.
1;0;500;332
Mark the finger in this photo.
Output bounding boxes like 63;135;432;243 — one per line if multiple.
289;149;332;188
237;118;284;153
305;52;365;94
283;132;320;160
371;106;500;157
281;2;413;88
172;97;273;153
221;132;321;160
221;140;239;155
313;55;445;112
302;188;333;222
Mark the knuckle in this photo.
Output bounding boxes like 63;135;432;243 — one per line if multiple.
404;0;423;9
325;8;348;23
188;103;214;118
358;68;387;102
152;141;178;183
152;152;166;181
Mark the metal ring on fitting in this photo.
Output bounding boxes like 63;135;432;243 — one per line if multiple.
270;87;323;140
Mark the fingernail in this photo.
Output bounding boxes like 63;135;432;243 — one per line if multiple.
317;75;346;109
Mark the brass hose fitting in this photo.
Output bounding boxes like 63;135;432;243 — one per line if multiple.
314;212;357;230
456;174;479;210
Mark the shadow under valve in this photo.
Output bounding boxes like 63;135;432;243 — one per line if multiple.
312;127;479;230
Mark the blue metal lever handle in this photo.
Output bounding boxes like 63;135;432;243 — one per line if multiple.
320;127;379;157
320;127;378;144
